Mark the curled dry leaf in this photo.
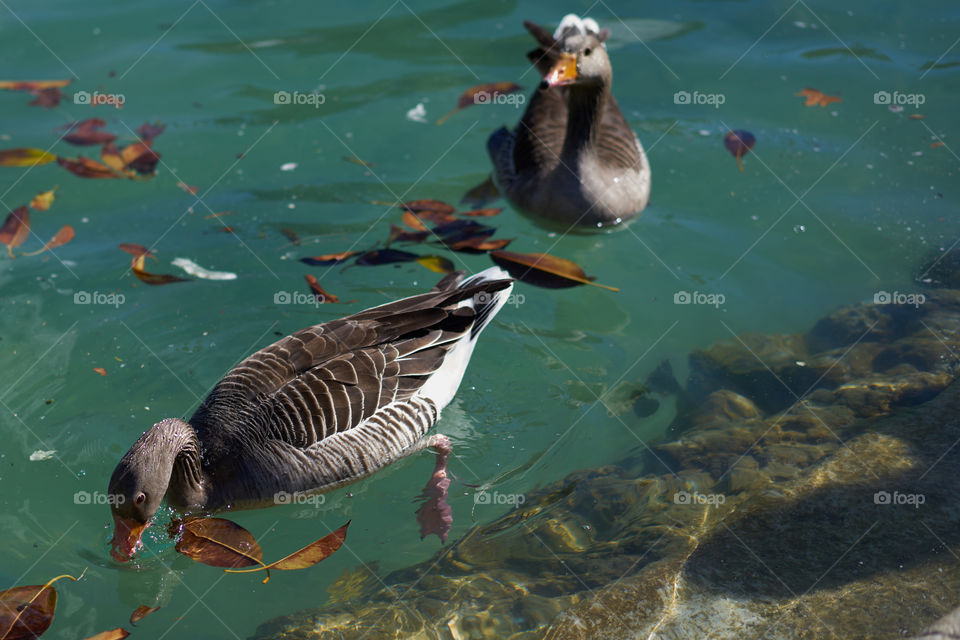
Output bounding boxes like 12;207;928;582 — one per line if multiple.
131;254;190;285
447;237;513;253
81;629;130;640
29;187;56;211
460;207;502;217
387;224;428;245
60;119;117;146
129;605;160;626
0;206;30;258
57;156;119;179
401;199;455;216
461;176;501;208
22;225;74;256
795;88;841;107
118;243;155;260
172;517;266;570
225;521;350;583
300;251;359;266
723;130;756;173
304;274;340;303
490;250;618;291
354;248;421;266
28;88;62;109
0;573;81;640
136;122;166;144
0;148;59;167
436;82;524;125
402;210;428;232
93;367;107;376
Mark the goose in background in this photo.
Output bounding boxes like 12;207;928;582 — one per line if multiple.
488;14;651;228
108;267;513;561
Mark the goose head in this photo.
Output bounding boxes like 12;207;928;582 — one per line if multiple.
542;30;612;89
107;418;195;562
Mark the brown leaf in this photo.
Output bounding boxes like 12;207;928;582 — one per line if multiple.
723;130;756;173
29;187;57;211
0;148;59;167
402;210;428;231
22;225;74;256
931;141;945;149
300;251;359;266
0;206;30;258
131;254;190;285
460;176;500;208
225;522;350;582
795;88;841;107
447;237;513;253
118;243;155;260
173;517;266;570
136;122;166;144
28;88;62;109
57;155;120;179
0;80;71;91
177;182;199;195
490;250;618;291
122;144;160;174
81;629;130;640
129;605;160;626
93;367;107;376
60;119;117;146
437;82;524;125
100;143;126;172
0;573;80;640
401;199;455;216
280;228;301;245
304;274;339;303
460;207;502;217
388;224;428;245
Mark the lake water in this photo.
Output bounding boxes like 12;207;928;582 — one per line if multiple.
0;0;957;637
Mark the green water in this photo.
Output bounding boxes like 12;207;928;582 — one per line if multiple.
0;0;956;637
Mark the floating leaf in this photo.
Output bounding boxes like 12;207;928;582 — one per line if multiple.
100;143;126;172
0;148;58;167
28;88;62;109
0;573;81;640
460;207;502;217
172;517;267;570
447;237;513;253
0;80;71;91
22;225;74;256
724;130;756;173
401;199;455;216
795;88;841;107
93;367;107;376
415;255;455;273
136;122;166;144
300;251;359;266
29;187;57;211
343;156;375;168
121;143;160;174
280;228;300;245
436;82;523;125
225;522;350;582
0;206;30;258
171;257;236;280
204;211;235;219
461;176;501;208
131;254;190;285
60;119;116;146
129;605;160;626
118;243;155;260
354;249;421;266
490;250;618;291
387;224;428;245
931;141;945;149
57;155;119;179
82;629;130;640
402;210;428;231
177;182;199;195
304;274;340;303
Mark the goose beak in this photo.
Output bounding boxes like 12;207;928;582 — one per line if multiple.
110;515;146;562
543;53;578;87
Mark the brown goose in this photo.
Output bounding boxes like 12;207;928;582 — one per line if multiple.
488;15;651;228
108;268;513;561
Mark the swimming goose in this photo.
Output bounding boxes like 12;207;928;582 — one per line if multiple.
488;14;651;228
108;268;513;561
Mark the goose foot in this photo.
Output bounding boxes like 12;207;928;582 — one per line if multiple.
415;434;452;543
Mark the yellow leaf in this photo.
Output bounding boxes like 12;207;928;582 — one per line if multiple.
30;186;57;211
0;148;58;167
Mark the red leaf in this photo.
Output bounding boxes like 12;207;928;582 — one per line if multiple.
304;274;340;303
22;225;74;256
60;119;117;146
0;206;30;258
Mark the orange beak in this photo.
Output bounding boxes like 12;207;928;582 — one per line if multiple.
545;53;578;87
110;515;147;562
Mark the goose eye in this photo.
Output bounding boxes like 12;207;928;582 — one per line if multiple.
584;48;592;56
135;493;146;505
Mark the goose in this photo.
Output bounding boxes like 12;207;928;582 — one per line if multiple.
108;268;513;561
487;14;651;228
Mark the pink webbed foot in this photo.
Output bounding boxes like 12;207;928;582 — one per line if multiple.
415;435;452;543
